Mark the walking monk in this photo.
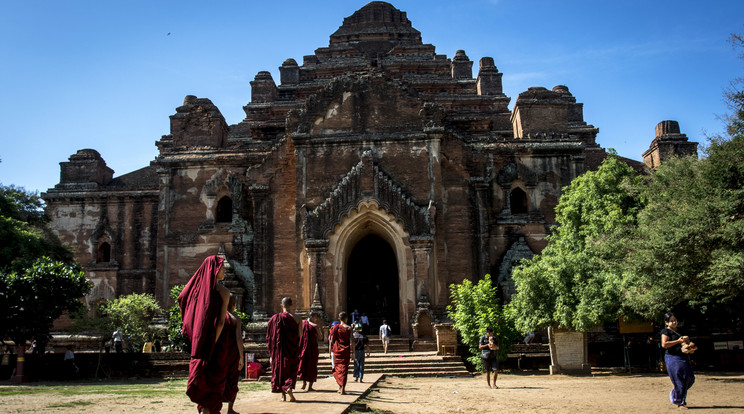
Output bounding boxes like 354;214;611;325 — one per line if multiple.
329;311;354;394
223;295;244;414
179;255;231;414
298;311;323;391
266;297;302;402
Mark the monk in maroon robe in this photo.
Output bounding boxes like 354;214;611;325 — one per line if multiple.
329;311;354;395
297;311;323;391
223;295;244;414
178;255;231;414
266;297;302;402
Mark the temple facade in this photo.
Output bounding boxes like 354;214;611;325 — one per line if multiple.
43;2;696;336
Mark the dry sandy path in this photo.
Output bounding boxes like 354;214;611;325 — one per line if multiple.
1;372;743;413
360;372;744;413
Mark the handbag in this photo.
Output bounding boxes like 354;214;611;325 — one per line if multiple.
668;328;697;354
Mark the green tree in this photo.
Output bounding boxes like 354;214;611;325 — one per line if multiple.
0;185;89;381
447;274;517;370
0;184;72;267
167;284;189;353
509;155;643;332
0;257;90;348
100;293;163;352
621;33;744;320
622;133;744;319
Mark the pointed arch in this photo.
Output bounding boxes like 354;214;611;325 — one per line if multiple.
325;200;416;335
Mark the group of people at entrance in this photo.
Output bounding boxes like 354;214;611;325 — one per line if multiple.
179;255;385;413
266;301;374;402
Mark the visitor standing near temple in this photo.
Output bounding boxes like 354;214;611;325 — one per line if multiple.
360;312;370;334
224;295;244;414
352;324;370;382
298;311;323;391
379;320;391;354
329;321;339;370
351;309;360;325
63;345;78;380
112;329;124;353
479;326;499;389
266;297;302;402
329;311;354;394
661;312;695;409
178;255;231;414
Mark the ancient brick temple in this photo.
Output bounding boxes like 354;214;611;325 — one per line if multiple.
43;2;696;335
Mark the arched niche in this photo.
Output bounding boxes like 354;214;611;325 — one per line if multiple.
510;187;529;214
97;242;111;263
215;195;233;223
326;200;415;336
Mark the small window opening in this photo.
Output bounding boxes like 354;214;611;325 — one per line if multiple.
98;242;111;263
216;196;233;223
510;187;529;215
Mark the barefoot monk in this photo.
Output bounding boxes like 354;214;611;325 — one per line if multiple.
179;255;231;414
297;311;323;391
266;297;302;402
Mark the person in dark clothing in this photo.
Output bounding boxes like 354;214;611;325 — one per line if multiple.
660;312;695;409
478;326;500;389
352;324;370;382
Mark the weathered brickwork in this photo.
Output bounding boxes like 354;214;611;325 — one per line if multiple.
43;2;697;336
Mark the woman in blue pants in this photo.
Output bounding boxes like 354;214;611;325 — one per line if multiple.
660;312;695;409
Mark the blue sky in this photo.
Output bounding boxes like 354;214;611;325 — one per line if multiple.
1;0;742;194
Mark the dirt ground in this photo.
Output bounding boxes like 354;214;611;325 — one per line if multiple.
360;372;744;413
1;372;743;413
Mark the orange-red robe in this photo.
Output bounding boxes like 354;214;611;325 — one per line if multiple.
297;320;319;382
223;313;240;403
178;255;228;414
330;323;351;387
266;312;299;393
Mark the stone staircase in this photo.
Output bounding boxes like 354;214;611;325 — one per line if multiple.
249;336;470;378
315;351;470;377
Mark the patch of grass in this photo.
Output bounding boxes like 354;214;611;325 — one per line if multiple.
240;382;270;392
0;379;267;401
0;388;47;396
46;401;94;408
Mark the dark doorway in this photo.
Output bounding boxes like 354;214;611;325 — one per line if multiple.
215;196;233;223
346;234;400;335
510;187;529;215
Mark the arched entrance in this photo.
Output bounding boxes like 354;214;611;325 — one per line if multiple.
346;234;400;334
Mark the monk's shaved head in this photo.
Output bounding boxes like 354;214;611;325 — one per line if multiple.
281;297;293;308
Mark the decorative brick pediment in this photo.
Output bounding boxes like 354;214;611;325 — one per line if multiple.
497;161;538;187
287;74;430;137
302;151;432;241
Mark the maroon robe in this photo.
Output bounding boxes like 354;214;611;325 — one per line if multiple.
330;323;351;387
266;312;300;393
178;255;228;414
223;313;240;403
297;320;319;382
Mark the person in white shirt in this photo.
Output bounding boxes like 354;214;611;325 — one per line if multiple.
63;346;78;379
379;320;391;354
112;330;124;353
